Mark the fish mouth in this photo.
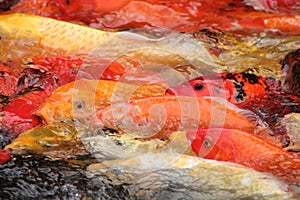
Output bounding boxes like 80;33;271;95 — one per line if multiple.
165;88;176;95
165;86;198;97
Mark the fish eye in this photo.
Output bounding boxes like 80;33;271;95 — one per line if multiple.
193;82;203;91
203;136;213;147
74;99;85;110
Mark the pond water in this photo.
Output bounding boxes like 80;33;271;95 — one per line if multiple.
0;1;300;199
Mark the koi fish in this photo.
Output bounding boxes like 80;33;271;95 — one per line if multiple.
35;79;168;125
166;72;282;105
3;1;300;35
97;96;268;141
0;56;126;98
4;123;88;160
281;48;300;98
187;128;300;184
166;72;300;125
0;149;10;164
0;14;117;62
87;152;295;199
1;90;47;138
0;54;149;137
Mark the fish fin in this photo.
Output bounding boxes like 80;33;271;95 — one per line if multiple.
205;96;269;131
242;0;275;13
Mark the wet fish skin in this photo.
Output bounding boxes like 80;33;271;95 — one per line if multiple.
167;72;300;126
36;79;167;125
0;149;10;164
167;72;277;105
87;151;296;200
187;128;300;184
3;1;300;35
98;95;267;141
4;123;89;160
0;14;117;62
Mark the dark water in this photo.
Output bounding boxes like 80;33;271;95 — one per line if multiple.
0;155;129;200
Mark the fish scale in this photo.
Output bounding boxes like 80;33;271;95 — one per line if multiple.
35;79;168;124
0;14;118;62
188;128;300;184
98;96;267;140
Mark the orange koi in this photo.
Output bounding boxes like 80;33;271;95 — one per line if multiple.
97;96;267;140
35;79;168;125
3;0;300;35
0;56;128;137
187;128;300;184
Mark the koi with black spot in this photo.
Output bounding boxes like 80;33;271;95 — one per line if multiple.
166;72;300;125
167;72;282;105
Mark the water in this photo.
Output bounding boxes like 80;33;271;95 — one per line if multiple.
0;155;131;200
1;1;300;199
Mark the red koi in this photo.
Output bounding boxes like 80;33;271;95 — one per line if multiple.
166;72;300;126
1;56;129;137
167;72;282;105
187;128;300;184
1;91;48;137
0;149;10;164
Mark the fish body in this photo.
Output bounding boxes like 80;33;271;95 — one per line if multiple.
2;1;300;35
187;128;300;183
0;14;117;62
35;79;167;125
167;72;300;125
3;123;88;159
98;96;265;140
87;151;295;199
0;149;10;164
0;56;127;98
1;90;48;137
0;55;130;137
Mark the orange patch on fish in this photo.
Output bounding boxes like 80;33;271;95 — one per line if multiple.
188;128;300;184
35;79;167;124
98;96;267;140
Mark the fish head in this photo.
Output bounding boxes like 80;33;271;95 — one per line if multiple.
187;128;236;161
166;75;229;100
4;123;88;159
35;80;100;124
